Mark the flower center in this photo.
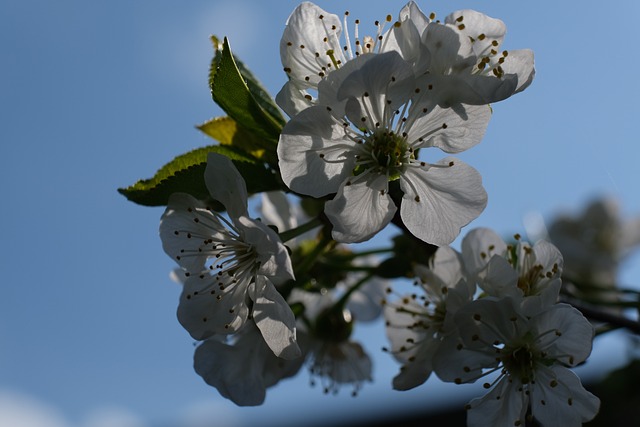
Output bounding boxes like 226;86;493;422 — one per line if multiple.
501;341;538;384
358;129;411;180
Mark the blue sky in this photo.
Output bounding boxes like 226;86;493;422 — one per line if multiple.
2;1;640;426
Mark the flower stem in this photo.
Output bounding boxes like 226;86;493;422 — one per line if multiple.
295;230;334;276
335;273;374;310
278;217;323;243
340;247;394;259
565;300;640;335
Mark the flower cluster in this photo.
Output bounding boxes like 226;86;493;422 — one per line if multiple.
278;1;534;245
384;229;599;426
118;1;627;425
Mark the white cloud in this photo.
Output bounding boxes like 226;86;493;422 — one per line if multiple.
81;407;147;427
0;389;150;427
177;399;244;427
0;390;69;427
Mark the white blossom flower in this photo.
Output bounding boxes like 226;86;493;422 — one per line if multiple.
194;323;305;406
383;246;474;390
421;9;535;105
277;1;431;117
278;50;490;245
159;153;300;359
289;288;373;396
461;228;563;313
434;298;599;427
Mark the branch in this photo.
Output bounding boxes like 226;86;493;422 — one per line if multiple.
566;301;640;335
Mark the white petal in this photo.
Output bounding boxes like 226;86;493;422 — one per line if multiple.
531;366;600;426
325;174;396;243
445;10;506;56
501;49;535;94
480;255;521;298
466;377;528;427
252;277;301;360
421;73;518;106
532;239;564;277
520;278;562;316
388;1;430;74
441;284;475;332
461;227;508;279
391;339;438;391
169;268;188;285
383;300;436;390
408;103;491;153
415;246;465;296
275;80;315;117
400;157;487;245
278;105;356;197
204;152;248;219
259;191;296;233
314;341;372;386
432;333;497;383
236;216;295;284
345;276;386;322
194;323;304;406
422;22;475;75
280;2;346;87
177;275;250;340
454;297;523;349
194;333;268;406
399;2;430;34
337;51;415;128
160;193;223;274
317;51;378;112
532;304;594;366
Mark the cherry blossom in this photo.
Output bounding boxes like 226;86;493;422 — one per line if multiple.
278;51;489;244
160;153;300;359
434;298;599;427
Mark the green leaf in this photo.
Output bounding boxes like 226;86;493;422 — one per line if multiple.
208;36;284;142
118;145;280;207
196;116;275;165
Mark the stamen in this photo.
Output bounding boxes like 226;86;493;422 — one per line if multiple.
343;11;354;60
